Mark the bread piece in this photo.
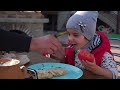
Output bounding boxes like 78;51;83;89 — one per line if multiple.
38;68;67;79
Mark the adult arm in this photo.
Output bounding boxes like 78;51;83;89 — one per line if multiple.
0;29;31;52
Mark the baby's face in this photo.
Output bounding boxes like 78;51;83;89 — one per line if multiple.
66;29;88;51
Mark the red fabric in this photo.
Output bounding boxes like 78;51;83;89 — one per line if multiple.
91;31;113;66
65;31;113;66
65;47;75;65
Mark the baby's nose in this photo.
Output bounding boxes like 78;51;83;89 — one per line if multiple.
68;36;75;42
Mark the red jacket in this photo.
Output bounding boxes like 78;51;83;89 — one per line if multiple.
65;31;113;66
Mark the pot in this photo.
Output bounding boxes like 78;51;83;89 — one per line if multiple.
0;58;26;79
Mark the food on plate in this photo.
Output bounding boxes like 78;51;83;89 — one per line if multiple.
37;68;67;79
78;49;94;62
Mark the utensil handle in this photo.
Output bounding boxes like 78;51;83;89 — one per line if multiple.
54;31;67;38
26;68;38;79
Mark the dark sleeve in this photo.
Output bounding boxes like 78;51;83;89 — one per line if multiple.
0;29;32;52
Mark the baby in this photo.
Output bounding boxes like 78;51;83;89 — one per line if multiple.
52;11;118;79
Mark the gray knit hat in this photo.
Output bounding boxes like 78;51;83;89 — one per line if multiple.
66;11;98;40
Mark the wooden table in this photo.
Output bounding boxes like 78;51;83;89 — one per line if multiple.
25;53;107;79
80;70;108;79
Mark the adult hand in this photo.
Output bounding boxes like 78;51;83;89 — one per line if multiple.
51;46;65;60
30;35;62;54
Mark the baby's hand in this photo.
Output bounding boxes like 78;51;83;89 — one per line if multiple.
81;58;97;71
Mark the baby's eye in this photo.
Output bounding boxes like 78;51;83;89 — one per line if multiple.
73;34;79;37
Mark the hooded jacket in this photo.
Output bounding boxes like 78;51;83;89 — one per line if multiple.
65;31;113;66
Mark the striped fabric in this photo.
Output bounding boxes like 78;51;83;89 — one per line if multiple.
88;34;101;51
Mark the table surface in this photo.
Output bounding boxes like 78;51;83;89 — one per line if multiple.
25;53;107;79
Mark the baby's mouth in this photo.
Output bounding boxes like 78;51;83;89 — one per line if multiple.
71;44;80;52
71;44;77;47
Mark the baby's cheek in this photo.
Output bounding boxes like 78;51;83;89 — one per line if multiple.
77;39;84;45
